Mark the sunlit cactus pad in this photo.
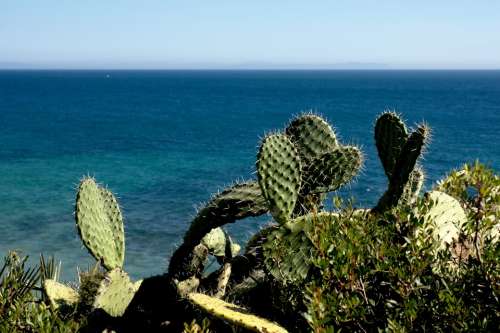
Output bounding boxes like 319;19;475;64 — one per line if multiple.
76;177;125;270
188;293;289;333
93;268;142;317
43;279;79;309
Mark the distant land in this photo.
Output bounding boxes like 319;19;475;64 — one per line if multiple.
2;61;498;70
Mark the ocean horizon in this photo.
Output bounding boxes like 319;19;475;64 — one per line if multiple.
1;70;499;281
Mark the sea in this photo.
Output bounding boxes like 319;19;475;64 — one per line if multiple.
0;70;499;281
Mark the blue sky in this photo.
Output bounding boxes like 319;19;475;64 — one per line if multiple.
1;1;500;69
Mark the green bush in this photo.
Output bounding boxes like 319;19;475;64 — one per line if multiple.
305;163;499;332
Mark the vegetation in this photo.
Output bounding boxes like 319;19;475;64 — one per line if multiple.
1;113;498;332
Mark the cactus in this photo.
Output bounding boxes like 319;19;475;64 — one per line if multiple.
93;268;142;317
263;212;338;284
187;293;289;333
168;181;268;280
257;134;302;223
201;227;240;258
302;146;363;194
420;191;467;251
285;113;338;162
43;279;79;309
375;111;408;178
374;112;429;212
75;177;124;270
399;167;425;205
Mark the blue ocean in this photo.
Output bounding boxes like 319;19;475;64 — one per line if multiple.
1;70;499;281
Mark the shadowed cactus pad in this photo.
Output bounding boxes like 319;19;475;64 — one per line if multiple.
188;293;288;333
375;111;408;178
302;146;363;194
76;177;124;270
285;114;338;162
263;212;334;284
43;279;79;309
257;134;301;223
168;181;268;280
93;268;142;317
374;113;429;212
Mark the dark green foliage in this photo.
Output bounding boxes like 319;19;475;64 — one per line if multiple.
305;164;499;332
0;252;84;332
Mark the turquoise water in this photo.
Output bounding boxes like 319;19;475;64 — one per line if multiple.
1;70;499;280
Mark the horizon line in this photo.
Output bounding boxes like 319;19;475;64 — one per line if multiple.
1;67;500;71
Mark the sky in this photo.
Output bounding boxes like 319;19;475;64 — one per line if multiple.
1;1;500;69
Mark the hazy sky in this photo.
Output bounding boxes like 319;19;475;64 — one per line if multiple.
2;1;500;69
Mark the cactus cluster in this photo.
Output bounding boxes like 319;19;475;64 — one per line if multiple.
41;112;496;332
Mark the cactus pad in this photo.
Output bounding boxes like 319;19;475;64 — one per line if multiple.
302;146;363;194
76;177;124;270
188;293;288;333
375;112;408;178
168;181;268;280
263;225;314;284
201;227;240;257
285;114;338;162
375;124;429;211
422;191;467;250
93;268;141;317
257;134;301;223
43;279;79;309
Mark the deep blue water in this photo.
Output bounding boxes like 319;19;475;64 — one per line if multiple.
1;70;499;281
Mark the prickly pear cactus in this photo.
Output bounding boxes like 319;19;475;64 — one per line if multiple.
375;111;408;178
76;177;124;270
187;293;288;333
374;112;429;212
302;146;363;194
43;279;79;309
257;134;301;223
93;268;142;317
168;181;268;280
201;227;240;257
285;114;338;162
421;191;467;251
263;212;336;284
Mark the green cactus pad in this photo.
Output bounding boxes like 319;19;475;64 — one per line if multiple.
302;146;363;194
257;134;301;223
422;191;467;250
201;227;240;257
375;124;428;212
285;114;338;162
93;268;141;317
188;293;289;333
75;177;124;270
263;213;335;284
375;112;408;179
43;279;79;309
263;226;314;284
